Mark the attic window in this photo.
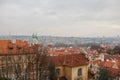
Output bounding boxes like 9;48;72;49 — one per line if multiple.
17;46;22;50
8;45;13;50
78;68;82;76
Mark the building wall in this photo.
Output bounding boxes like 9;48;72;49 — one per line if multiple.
55;65;88;80
64;67;72;80
56;66;64;77
0;53;36;79
71;65;88;80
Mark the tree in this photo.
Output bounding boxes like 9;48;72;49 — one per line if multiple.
98;67;109;80
35;44;48;80
0;43;57;80
107;45;120;55
0;77;10;80
34;44;58;80
48;60;57;80
113;46;120;54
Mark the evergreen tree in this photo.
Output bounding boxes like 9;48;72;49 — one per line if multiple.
98;67;109;80
48;60;57;80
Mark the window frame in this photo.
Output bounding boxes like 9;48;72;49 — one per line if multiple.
78;68;82;76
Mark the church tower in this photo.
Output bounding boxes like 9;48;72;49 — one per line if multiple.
29;33;39;45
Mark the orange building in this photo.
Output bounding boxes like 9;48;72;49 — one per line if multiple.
0;39;33;54
0;39;36;80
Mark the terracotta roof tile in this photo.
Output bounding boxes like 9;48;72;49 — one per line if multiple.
107;68;120;77
48;53;88;67
0;39;32;54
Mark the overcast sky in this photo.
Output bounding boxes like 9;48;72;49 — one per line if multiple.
0;0;120;37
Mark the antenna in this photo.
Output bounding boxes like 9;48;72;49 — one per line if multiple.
9;32;11;40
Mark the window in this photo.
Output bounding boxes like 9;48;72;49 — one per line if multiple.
78;68;82;76
56;68;60;76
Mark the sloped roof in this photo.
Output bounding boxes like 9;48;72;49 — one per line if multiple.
92;60;117;68
48;53;88;67
0;39;32;54
107;68;120;78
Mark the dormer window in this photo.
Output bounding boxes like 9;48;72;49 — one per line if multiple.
8;45;13;50
8;46;13;50
17;45;22;50
8;41;13;50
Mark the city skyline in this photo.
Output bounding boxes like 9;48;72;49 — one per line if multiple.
0;0;120;37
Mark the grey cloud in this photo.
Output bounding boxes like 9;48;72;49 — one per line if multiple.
0;0;120;36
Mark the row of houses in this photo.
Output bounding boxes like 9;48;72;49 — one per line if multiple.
86;46;120;80
1;35;119;80
0;35;89;80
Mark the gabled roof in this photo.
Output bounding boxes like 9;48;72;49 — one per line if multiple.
48;53;88;67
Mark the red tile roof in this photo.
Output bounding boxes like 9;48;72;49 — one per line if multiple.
107;68;120;78
104;54;120;61
92;60;115;68
92;60;120;77
116;61;120;68
0;39;32;54
47;46;83;56
48;53;88;67
104;61;114;68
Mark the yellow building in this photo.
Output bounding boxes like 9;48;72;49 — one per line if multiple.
50;53;89;80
